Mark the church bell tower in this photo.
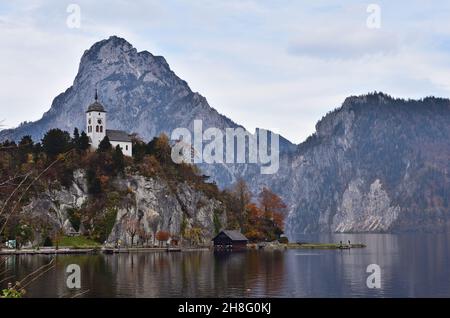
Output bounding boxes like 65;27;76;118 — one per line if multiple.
86;89;107;149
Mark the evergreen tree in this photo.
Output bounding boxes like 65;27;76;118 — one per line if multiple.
18;135;34;163
97;136;112;152
78;131;90;151
132;140;147;163
72;128;80;148
112;145;125;175
42;129;71;157
73;127;80;141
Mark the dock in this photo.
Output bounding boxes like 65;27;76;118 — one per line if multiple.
102;247;181;254
286;243;366;249
0;248;96;255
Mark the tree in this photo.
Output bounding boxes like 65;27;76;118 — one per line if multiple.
259;188;286;219
232;178;252;231
86;168;102;195
183;227;203;247
154;134;172;164
73;128;80;145
18;135;34;163
78;131;90;151
244;204;265;242
19;135;33;150
125;218;140;246
132;138;147;163
147;214;160;246
258;187;287;234
112;145;125;175
97;136;112;152
42;129;71;157
138;226;152;247
155;231;170;247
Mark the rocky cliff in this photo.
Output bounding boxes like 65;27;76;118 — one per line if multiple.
248;93;450;235
21;169;226;245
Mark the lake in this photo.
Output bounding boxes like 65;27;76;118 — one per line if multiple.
1;233;450;298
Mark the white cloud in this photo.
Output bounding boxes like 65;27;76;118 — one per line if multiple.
2;1;450;143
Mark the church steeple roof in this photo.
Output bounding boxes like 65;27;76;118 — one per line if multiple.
86;89;106;113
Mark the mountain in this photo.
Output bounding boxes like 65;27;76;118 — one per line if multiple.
0;36;293;188
1;36;237;142
2;36;450;235
245;93;450;235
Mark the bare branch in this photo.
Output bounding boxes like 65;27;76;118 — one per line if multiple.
0;149;75;234
71;289;90;298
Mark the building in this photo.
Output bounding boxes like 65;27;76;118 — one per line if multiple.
212;230;248;250
86;91;132;156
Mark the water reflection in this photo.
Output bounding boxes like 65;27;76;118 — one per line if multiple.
1;233;449;297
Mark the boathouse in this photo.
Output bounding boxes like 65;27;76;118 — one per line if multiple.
212;230;248;250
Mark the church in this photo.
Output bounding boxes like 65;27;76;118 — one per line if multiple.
86;91;132;156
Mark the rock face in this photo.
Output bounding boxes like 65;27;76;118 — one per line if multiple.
21;170;225;245
252;93;450;235
22;169;88;239
107;175;226;245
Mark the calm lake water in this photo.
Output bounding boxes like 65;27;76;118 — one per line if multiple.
1;233;450;298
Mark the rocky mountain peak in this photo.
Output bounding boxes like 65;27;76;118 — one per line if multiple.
0;36;239;154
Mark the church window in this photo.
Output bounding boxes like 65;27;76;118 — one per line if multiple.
100;126;103;133
96;126;99;132
126;145;128;151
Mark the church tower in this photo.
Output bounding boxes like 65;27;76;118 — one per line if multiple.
86;90;106;149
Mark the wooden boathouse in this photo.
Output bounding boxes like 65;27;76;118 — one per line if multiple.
212;230;248;250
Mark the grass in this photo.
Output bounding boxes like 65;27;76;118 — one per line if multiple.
57;236;101;249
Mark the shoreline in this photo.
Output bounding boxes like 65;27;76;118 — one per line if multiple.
1;242;366;256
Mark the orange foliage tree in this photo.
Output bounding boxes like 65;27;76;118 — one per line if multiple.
258;187;287;230
155;231;170;247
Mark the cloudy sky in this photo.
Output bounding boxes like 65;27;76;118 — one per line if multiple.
1;0;450;143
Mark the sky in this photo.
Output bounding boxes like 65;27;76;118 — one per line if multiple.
1;1;450;143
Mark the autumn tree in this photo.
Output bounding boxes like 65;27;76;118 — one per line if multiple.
147;214;160;246
125;218;140;246
154;134;172;164
258;187;287;238
259;188;286;219
232;178;252;231
183;227;204;247
138;226;152;247
155;231;170;247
